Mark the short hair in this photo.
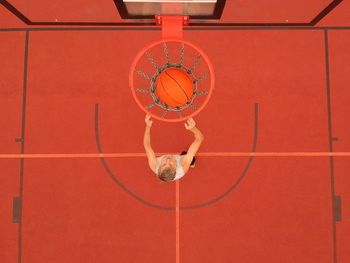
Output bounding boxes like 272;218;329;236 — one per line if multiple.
158;168;176;182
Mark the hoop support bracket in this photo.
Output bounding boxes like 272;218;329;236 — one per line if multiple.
155;15;189;40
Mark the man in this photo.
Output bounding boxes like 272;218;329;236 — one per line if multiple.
143;114;204;182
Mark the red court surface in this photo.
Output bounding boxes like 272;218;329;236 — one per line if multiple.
1;1;350;263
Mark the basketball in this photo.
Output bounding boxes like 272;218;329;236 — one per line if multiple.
155;68;194;107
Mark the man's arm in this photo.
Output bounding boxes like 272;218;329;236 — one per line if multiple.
144;114;157;173
183;118;204;169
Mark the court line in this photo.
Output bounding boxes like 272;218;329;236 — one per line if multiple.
94;103;258;210
176;180;180;263
3;27;350;32
1;152;350;158
324;29;338;263
17;30;30;263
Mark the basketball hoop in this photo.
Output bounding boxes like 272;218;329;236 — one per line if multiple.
129;16;215;122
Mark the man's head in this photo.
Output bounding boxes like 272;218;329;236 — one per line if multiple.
158;156;177;182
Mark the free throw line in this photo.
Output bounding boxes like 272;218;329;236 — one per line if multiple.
1;152;350;158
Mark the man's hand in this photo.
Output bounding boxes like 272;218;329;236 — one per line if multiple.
185;118;203;140
185;118;196;130
145;114;153;128
144;114;156;173
183;117;204;172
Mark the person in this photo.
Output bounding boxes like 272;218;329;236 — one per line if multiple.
143;114;204;182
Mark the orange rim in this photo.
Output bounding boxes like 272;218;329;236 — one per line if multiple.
129;39;215;122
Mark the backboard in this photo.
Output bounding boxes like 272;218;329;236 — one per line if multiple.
114;0;226;21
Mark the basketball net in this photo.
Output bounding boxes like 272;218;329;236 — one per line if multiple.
129;16;214;122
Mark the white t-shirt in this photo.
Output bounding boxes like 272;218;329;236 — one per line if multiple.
156;155;185;181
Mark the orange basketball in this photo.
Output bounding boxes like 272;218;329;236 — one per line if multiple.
155;68;194;107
